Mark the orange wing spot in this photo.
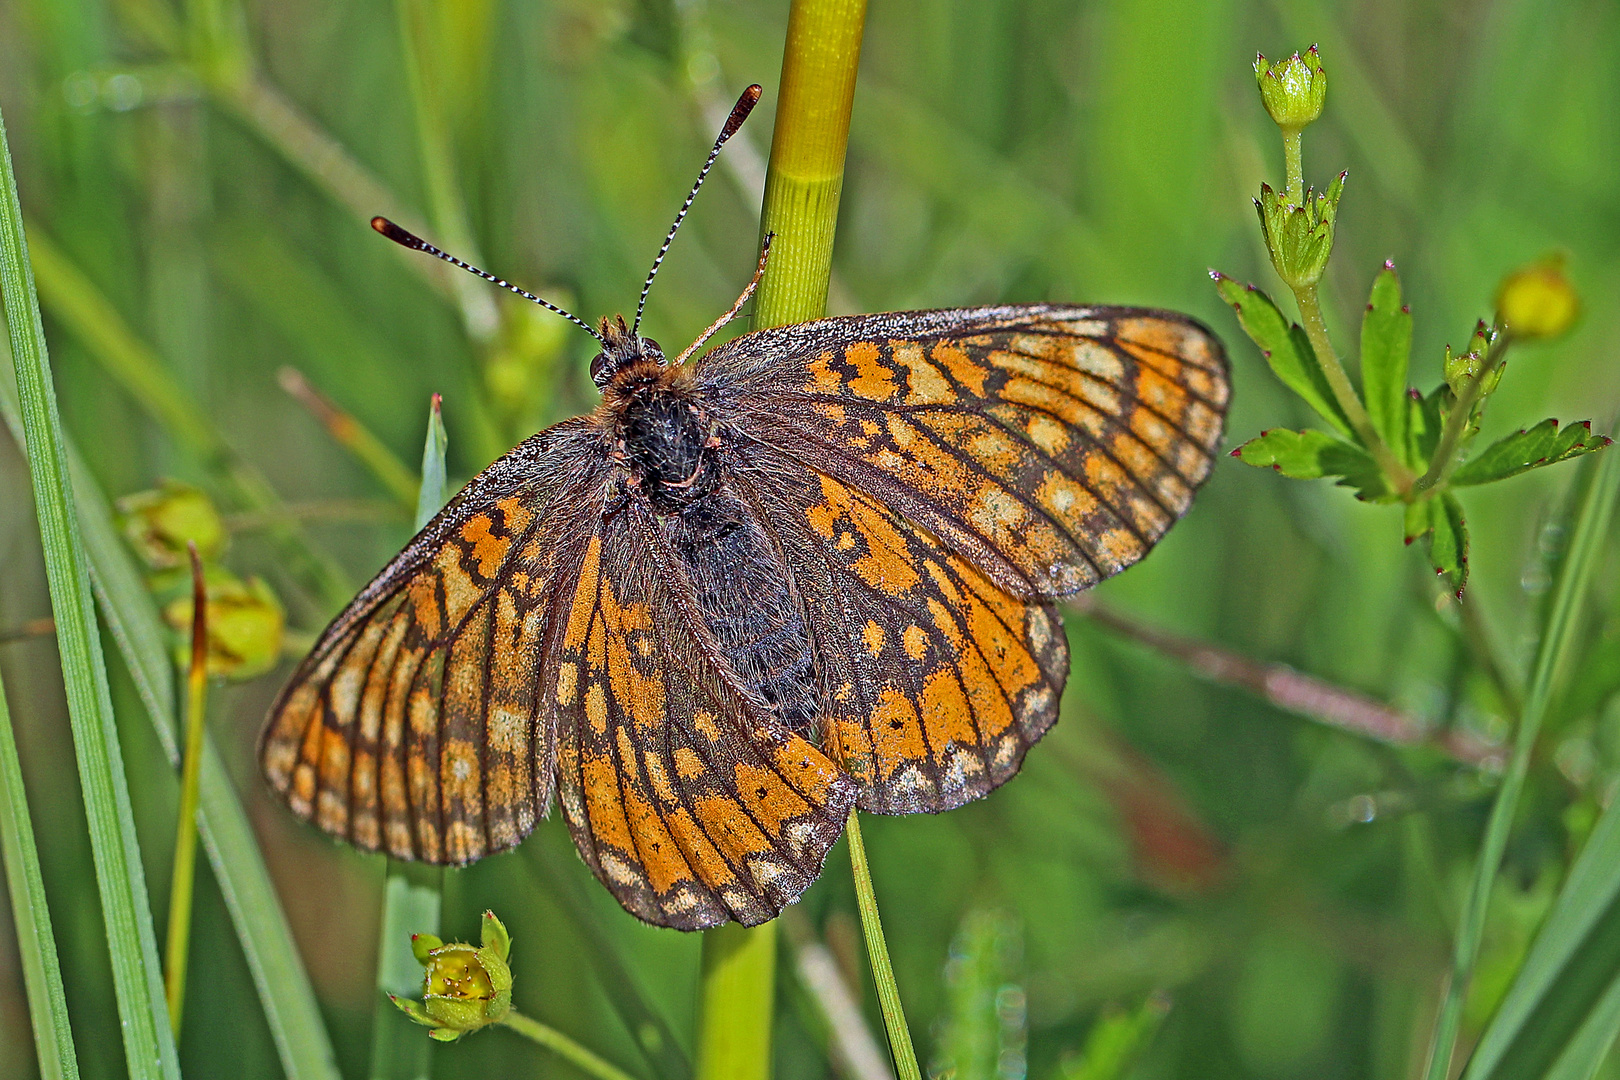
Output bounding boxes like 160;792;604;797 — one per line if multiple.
774;734;842;803
869;687;927;780
435;549;483;629
556;661;579;705
920;667;977;751
619;778;690;895
563;537;603;650
1025;413;1071;455
862;620;886;657
902;624;929;660
459;514;512;580
660;809;738;887
805;351;844;394
733;763;812;833
932;340;987;396
693;710;722;743
1133;366;1190;419
582;755;637;855
408;576;443;639
845;341;899;402
674;746;706;780
1117;316;1213;369
892;342;951;404
494;495;534;533
691;794;772;858
585;683;609;734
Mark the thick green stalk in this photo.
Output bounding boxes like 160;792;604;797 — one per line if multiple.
693;4;868;1079
0;668;81;1080
0;99;181;1080
846;813;921;1080
1422;441;1620;1080
163;547;211;1035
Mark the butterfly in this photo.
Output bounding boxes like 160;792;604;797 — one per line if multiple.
259;85;1230;930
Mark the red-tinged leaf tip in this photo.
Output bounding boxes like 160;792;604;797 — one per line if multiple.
1367;303;1375;311
430;392;443;415
1384;259;1396;270
1209;268;1223;280
1408;387;1421;400
1577;420;1591;429
1260;349;1272;358
1404;536;1414;546
1272;464;1282;472
1229;448;1242;457
1401;305;1410;314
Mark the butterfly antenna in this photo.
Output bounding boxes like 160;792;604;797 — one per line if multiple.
631;84;762;338
371;217;605;344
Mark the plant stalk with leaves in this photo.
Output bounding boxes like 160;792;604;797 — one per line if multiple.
1220;46;1607;595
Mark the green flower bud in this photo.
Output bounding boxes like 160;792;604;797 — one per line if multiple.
1496;256;1578;340
163;570;284;679
392;912;513;1043
1254;172;1345;290
1254;46;1327;131
116;480;227;571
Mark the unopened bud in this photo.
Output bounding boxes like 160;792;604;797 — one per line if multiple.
116;481;226;571
163;571;284;679
392;912;513;1043
1255;45;1327;131
1496;256;1578;341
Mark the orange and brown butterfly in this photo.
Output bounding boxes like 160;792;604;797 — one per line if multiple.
260;85;1230;930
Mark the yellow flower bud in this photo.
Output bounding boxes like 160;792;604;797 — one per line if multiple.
1496;257;1578;341
392;912;513;1043
1255;46;1327;131
163;571;284;680
116;481;226;571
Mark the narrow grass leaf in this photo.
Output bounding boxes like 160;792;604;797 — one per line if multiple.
1059;996;1170;1080
1212;274;1353;438
0;328;342;1080
371;393;450;1080
846;814;921;1080
0;669;81;1080
1464;790;1620;1080
1360;262;1412;457
1450;420;1611;487
1424;436;1620;1080
0;99;180;1080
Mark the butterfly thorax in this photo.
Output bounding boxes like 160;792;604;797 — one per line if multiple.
601;361;723;514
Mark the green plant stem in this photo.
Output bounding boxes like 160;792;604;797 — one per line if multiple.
696;922;778;1080
1294;284;1415;490
1421;441;1620;1080
0;668;81;1080
846;812;922;1080
501;1011;640;1080
1282;127;1304;205
1411;338;1509;496
163;547;211;1036
0;99;181;1080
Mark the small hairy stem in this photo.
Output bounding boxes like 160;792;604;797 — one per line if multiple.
500;1011;639;1080
1282;128;1305;206
1295;284;1415;490
1411;338;1508;495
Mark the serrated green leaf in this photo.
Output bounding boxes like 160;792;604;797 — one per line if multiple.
1233;428;1390;500
1361;262;1411;456
1404;499;1432;545
1408;385;1446;470
1213;274;1353;437
1450;419;1613;487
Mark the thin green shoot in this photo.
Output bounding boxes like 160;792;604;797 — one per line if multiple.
162;543;211;1036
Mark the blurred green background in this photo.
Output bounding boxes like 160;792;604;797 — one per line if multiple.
1;0;1618;1077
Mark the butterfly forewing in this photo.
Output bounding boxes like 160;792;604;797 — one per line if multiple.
259;421;607;865
698;305;1229;599
550;501;855;929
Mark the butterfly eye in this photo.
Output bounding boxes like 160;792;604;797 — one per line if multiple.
641;338;663;361
589;351;613;385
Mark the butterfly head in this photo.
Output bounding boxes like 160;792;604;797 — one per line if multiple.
590;315;664;386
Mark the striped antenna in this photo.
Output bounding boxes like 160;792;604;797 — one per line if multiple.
370;217;605;344
631;84;762;337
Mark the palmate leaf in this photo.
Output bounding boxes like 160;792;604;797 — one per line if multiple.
1232;428;1390;500
1405;493;1469;595
1450;418;1612;487
1360;262;1412;460
1212;273;1354;438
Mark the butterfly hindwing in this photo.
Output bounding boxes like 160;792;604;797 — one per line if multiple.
732;457;1067;813
699;305;1230;599
549;501;856;928
260;421;606;865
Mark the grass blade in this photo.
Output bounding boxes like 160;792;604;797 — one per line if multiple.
162;546;211;1036
0;668;81;1080
1425;442;1620;1080
847;814;921;1080
370;393;450;1080
0;98;180;1080
1461;442;1620;1080
0;294;343;1080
